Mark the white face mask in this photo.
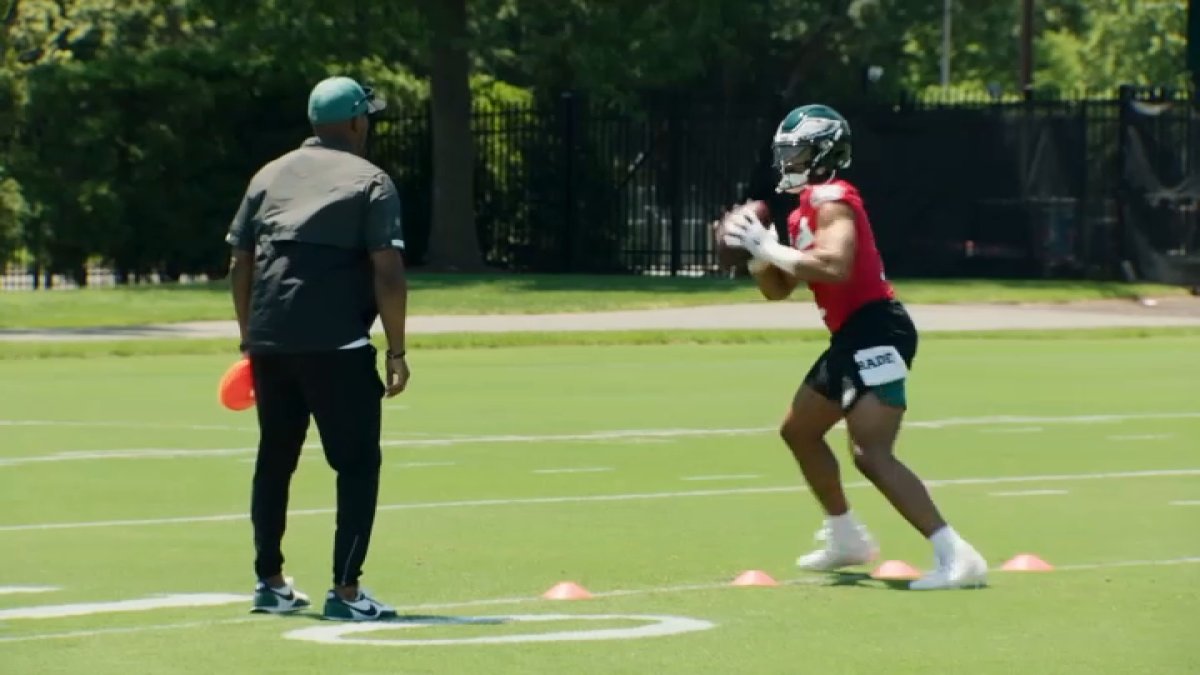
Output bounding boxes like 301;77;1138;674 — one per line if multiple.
776;171;809;194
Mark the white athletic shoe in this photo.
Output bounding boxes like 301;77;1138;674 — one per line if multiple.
795;517;880;572
910;540;988;590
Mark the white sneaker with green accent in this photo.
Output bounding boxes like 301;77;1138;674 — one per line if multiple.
250;577;311;614
795;516;879;572
910;541;988;590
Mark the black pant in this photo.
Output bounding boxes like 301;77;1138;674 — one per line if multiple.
249;347;384;587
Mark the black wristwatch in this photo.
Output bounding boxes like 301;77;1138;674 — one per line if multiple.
386;349;406;360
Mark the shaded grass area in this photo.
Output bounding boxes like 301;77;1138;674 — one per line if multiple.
1;326;1197;360
0;274;1188;329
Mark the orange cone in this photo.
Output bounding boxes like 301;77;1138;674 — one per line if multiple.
218;358;255;411
542;581;592;600
731;570;779;587
871;560;922;580
1000;554;1054;572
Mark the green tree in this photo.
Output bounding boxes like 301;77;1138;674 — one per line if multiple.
1038;0;1191;93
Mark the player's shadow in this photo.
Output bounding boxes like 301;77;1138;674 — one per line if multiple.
823;571;912;591
820;572;989;591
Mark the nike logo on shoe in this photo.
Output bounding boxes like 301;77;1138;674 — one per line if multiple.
324;590;397;621
252;581;311;614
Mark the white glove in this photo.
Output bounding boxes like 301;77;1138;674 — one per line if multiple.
723;209;777;257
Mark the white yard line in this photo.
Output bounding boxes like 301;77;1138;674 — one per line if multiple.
1169;500;1200;506
1051;557;1200;572
1;411;1196;468
0;556;1197;644
2;467;1197;534
396;462;458;469
989;489;1069;497
0;594;250;620
0;420;255;432
1107;434;1173;441
0;586;60;595
0;618;263;644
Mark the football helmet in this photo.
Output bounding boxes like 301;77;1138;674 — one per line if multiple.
772;104;852;193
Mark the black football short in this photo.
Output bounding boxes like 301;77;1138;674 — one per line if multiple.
802;299;918;411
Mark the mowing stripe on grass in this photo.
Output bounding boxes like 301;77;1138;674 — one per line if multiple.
2;411;1198;467
1;555;1198;644
2;468;1197;533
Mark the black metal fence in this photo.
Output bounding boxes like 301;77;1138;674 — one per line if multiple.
372;86;1197;282
4;86;1197;289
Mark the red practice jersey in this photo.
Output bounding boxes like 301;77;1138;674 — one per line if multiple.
786;179;895;332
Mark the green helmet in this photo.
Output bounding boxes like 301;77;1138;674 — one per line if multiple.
771;104;852;193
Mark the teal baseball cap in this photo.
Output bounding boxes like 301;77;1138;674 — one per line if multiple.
307;76;386;125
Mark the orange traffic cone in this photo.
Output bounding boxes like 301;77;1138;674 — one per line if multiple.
542;581;593;600
871;560;922;580
1000;554;1054;572
731;570;779;587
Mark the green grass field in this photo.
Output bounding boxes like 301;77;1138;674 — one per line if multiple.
0;274;1186;329
1;337;1198;674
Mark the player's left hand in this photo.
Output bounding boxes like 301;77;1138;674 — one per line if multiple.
722;209;776;258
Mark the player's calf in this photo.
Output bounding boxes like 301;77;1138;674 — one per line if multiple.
851;446;946;538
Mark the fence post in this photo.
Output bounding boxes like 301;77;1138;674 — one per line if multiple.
668;100;683;276
560;91;576;273
1114;84;1134;278
1077;98;1090;273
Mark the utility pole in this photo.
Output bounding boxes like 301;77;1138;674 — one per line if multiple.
1189;0;1198;100
940;0;951;87
1020;0;1034;98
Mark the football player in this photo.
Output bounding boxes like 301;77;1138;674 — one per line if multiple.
720;104;987;590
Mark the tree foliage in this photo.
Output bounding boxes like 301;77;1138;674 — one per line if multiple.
0;0;1191;279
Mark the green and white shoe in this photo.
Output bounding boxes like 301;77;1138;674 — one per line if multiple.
250;577;311;614
322;588;397;621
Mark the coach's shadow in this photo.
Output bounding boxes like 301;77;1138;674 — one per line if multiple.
280;613;507;625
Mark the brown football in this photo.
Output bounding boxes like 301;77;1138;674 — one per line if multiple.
714;200;772;272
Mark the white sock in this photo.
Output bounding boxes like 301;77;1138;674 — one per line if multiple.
827;511;861;537
929;525;964;558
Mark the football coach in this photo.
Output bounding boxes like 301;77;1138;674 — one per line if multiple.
226;75;410;621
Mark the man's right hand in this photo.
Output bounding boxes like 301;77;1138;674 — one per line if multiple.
385;353;410;397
